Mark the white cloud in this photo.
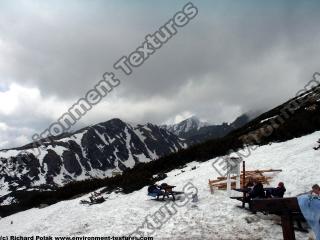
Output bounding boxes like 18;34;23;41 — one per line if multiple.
0;84;19;115
0;83;73;149
0;121;34;149
0;83;70;119
1;0;320;149
172;111;194;124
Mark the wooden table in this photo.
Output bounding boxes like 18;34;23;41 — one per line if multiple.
251;197;304;240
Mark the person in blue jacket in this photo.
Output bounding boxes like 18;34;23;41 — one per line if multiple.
298;184;320;240
148;184;165;200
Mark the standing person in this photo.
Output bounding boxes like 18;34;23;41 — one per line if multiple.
298;184;320;240
311;184;320;196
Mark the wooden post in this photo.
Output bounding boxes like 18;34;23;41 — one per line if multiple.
242;161;246;208
227;172;231;197
281;213;296;240
226;157;231;197
251;198;300;240
236;164;241;189
209;179;214;194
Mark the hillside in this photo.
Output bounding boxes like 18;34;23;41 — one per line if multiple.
228;85;320;146
0;119;186;201
0;131;319;239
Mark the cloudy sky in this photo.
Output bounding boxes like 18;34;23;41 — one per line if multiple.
0;0;320;149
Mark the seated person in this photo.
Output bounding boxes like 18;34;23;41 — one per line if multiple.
266;182;286;198
245;177;254;190
311;184;320;196
148;184;165;199
244;180;265;211
246;179;265;201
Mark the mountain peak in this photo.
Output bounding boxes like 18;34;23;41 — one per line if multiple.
185;115;201;123
163;115;209;136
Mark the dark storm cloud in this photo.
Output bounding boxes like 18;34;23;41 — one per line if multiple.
1;0;320;148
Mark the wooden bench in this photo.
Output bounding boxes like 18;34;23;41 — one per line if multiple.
148;190;184;201
232;188;272;208
251;198;305;240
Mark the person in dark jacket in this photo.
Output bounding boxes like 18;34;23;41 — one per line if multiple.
245;177;254;189
249;180;265;199
245;180;265;212
266;182;286;198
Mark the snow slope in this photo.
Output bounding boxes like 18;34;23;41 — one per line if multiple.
0;131;319;240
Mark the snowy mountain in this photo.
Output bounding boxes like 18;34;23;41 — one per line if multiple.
162;116;209;136
0;118;186;199
1;131;319;239
1;84;320;219
163;114;251;144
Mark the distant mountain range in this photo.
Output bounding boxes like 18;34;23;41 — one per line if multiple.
162;114;252;144
0;113;253;203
